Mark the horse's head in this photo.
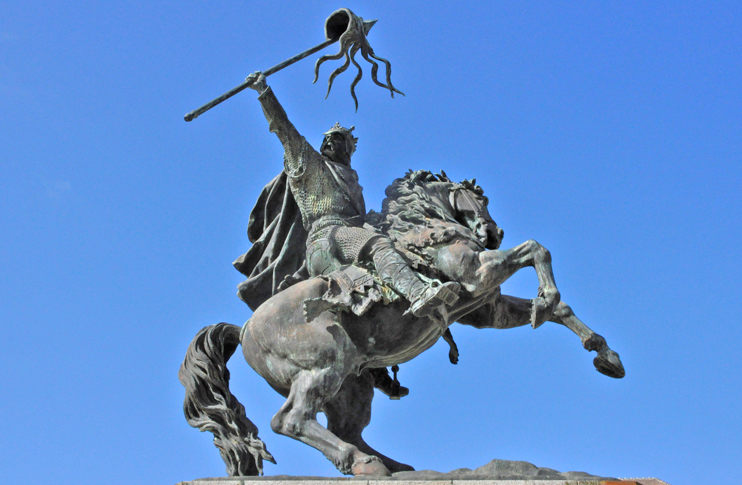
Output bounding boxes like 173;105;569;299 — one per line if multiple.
449;179;504;250
381;170;504;250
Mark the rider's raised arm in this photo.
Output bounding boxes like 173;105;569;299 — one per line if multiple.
247;72;316;177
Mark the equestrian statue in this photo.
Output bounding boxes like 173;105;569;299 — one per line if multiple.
179;7;625;478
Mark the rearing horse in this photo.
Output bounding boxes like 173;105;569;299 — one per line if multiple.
179;170;625;478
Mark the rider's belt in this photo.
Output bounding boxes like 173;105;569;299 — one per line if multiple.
307;214;364;242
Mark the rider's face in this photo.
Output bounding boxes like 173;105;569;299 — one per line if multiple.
321;133;350;165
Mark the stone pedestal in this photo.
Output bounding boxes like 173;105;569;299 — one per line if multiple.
176;459;670;485
177;478;667;485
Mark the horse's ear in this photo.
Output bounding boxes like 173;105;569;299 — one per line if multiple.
471;178;476;185
439;170;450;182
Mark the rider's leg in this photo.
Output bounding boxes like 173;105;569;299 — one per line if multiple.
324;370;414;473
366;237;460;317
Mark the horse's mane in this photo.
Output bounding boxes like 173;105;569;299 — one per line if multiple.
373;170;484;225
363;169;489;272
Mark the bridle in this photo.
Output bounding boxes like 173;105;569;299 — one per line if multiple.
449;185;497;248
450;186;490;223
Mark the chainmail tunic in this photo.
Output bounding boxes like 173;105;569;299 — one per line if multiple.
258;87;367;245
332;226;380;263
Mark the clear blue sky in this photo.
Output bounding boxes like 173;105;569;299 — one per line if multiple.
2;2;740;484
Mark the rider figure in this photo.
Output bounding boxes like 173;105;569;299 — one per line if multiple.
247;71;459;318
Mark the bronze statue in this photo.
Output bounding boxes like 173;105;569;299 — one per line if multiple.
179;7;625;479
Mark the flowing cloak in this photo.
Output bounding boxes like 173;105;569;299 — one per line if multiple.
232;156;369;311
233;171;307;311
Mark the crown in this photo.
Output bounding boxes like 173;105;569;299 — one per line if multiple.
323;122;358;156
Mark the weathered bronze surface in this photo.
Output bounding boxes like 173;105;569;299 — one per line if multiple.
179;7;625;479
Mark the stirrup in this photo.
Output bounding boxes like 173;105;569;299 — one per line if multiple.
370;367;409;400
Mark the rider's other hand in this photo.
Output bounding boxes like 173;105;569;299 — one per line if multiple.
246;71;268;93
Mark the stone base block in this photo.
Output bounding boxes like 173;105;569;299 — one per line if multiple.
177;478;665;485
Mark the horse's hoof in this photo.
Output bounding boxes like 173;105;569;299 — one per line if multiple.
531;288;560;329
594;348;626;379
352;456;392;476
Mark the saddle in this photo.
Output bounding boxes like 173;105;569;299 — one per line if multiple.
303;264;400;322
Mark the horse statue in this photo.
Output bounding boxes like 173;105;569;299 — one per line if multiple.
179;169;625;477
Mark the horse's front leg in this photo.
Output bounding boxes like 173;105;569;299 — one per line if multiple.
446;239;560;328
552;301;626;378
457;295;625;378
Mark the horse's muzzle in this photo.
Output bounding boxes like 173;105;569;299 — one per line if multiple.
485;225;504;250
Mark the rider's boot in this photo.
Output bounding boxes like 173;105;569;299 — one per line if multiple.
370;239;460;318
407;279;460;317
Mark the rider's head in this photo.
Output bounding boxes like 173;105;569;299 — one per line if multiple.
321;123;357;166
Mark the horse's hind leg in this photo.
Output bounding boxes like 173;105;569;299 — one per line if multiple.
270;368;391;476
324;371;415;473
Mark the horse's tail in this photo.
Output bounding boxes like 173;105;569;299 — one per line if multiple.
178;322;276;476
